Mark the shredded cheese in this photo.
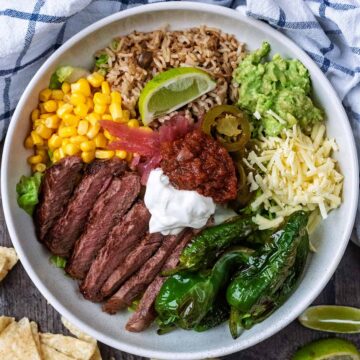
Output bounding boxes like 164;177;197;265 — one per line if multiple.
247;124;343;229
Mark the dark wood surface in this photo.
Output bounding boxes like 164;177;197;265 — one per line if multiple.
0;150;359;359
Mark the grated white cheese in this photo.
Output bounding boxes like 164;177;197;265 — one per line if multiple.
247;125;343;229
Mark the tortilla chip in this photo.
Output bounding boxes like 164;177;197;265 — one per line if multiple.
0;317;42;360
30;321;42;357
90;347;102;360
41;343;76;360
40;333;96;360
0;316;14;334
0;247;18;281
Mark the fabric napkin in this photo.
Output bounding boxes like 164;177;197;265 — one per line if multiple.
0;0;359;241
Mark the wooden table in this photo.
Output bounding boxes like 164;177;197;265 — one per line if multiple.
0;156;359;359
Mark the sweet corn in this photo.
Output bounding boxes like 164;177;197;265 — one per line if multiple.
62;138;70;147
86;98;94;111
43;100;57;113
39;88;52;102
110;91;121;104
95;150;114;159
87;72;104;88
104;129;115;141
33;163;47;173
70;135;87;144
94;104;107;115
128;119;140;128
51;89;64;100
27;155;43;165
81;151;95;163
140;126;153;133
126;152;133;162
122;110;130;122
86;112;100;126
40;113;54;119
94;133;107;148
24;136;34;149
80;140;96;152
63;94;71;103
36;149;47;158
109;102;122;121
57;103;73;119
115;150;127;159
39;103;47;114
58;126;77;138
45;115;60;129
33;119;43;129
70;93;86;106
31;109;40;122
48;134;62;149
87;123;101;139
102;114;112;120
61;82;71;94
63;113;80;127
31;131;44;146
57;101;65;108
35;125;52;139
71;78;91;97
58;147;66;160
74;103;89;117
64;143;80;156
94;92;111;106
77;120;89;136
101;81;111;95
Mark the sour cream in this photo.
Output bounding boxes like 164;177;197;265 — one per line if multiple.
144;168;216;235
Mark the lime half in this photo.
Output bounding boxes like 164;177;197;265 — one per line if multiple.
299;306;360;333
139;67;216;125
292;338;360;360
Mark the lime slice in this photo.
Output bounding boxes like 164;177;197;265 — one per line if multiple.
292;338;360;360
139;67;216;125
299;306;360;333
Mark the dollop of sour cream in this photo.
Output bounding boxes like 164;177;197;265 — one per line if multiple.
144;168;216;235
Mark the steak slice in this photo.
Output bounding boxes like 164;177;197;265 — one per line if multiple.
34;156;83;242
80;201;150;302
45;158;126;256
125;230;193;332
101;232;163;297
66;172;141;279
102;230;188;314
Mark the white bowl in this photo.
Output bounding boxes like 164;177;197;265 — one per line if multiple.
1;2;359;359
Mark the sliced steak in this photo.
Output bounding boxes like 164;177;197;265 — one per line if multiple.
45;158;127;256
103;230;188;314
34;156;83;242
80;201;150;302
101;232;163;297
125;230;193;332
66;172;141;279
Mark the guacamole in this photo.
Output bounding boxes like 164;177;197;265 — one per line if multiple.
234;42;323;136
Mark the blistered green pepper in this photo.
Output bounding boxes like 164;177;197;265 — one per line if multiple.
226;211;309;338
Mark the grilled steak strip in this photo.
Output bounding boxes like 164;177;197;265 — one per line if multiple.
125;230;193;332
66;172;141;279
34;156;83;242
102;230;188;314
45;159;126;256
101;232;163;297
80;201;150;302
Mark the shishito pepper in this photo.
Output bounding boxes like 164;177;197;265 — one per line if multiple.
202;105;251;152
226;211;309;338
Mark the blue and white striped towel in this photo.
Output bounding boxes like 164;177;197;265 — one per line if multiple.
0;0;359;241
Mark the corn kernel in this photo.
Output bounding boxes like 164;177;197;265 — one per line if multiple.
80;140;96;152
70;135;88;144
86;123;101;139
27;155;43;165
39;103;46;114
81;151;95;164
94;104;107;115
86;112;100;126
43;100;57;113
63;113;80;127
110;91;122;104
102;114;112;120
53;149;61;163
31;109;40;121
104;129;115;141
64;143;80;156
62;138;70;146
58;147;66;160
24;136;34;149
86;98;94;111
95;150;114;159
115;150;127;159
70;93;86;106
101;81;111;95
57;101;65;108
71;78;91;97
126;152;133;162
35;125;52;139
57;103;73;119
74;103;89;117
39;88;52;102
63;94;71;103
45;115;60;129
122;110;130;122
94;92;111;106
48;134;62;149
36;149;47;158
33;163;47;172
51;90;64;100
61;82;71;94
109;102;122;121
140;126;153;133
58;126;77;138
87;72;104;88
40;113;54;119
77;120;89;136
128;119;140;128
33;119;43;129
94;133;107;148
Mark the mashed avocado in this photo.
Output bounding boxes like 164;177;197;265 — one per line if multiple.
234;42;323;136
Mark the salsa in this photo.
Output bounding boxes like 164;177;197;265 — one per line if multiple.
160;130;238;203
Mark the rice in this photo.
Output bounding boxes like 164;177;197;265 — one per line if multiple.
97;26;245;120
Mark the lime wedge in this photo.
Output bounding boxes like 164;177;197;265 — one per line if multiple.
299;306;360;333
139;67;216;125
292;338;360;360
